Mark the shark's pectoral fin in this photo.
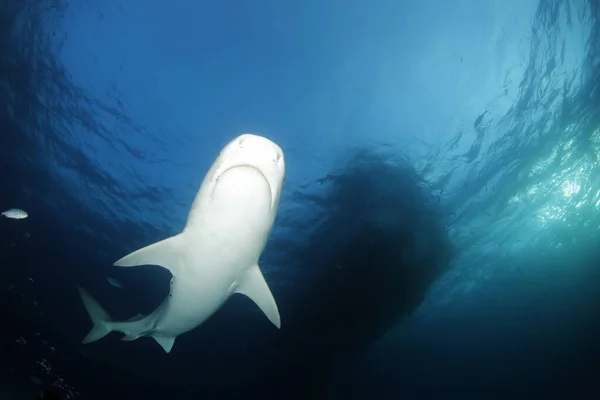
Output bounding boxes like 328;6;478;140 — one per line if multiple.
153;335;176;353
114;234;184;276
235;264;281;329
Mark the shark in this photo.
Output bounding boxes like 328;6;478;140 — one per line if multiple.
77;133;285;353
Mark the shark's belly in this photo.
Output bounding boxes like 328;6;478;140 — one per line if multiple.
153;263;239;336
150;173;273;337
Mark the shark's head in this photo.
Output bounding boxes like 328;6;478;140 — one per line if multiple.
211;134;285;210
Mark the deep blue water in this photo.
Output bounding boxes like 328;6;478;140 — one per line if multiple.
1;0;600;399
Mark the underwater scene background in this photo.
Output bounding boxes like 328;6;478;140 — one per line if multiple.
1;0;600;399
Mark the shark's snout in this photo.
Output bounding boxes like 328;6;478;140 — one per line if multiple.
213;134;285;209
234;134;284;164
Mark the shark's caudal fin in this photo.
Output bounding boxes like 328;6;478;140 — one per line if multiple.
77;285;113;344
235;264;281;329
113;234;185;276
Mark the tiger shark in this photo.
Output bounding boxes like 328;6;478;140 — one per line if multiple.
77;133;285;353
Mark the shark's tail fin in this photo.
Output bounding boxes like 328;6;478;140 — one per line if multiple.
77;285;113;344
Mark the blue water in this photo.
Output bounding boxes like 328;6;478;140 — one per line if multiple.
1;0;600;399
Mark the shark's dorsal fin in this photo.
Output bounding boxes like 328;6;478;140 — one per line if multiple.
125;313;145;322
235;264;281;329
113;234;185;276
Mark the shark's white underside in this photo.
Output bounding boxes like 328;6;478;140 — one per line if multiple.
77;134;285;353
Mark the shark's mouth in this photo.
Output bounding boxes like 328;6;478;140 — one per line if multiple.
214;164;274;208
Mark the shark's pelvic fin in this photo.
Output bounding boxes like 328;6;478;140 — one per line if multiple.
77;285;113;344
153;335;176;353
113;234;184;276
235;264;281;329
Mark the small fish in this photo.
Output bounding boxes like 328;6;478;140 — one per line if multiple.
1;208;28;219
107;276;123;289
